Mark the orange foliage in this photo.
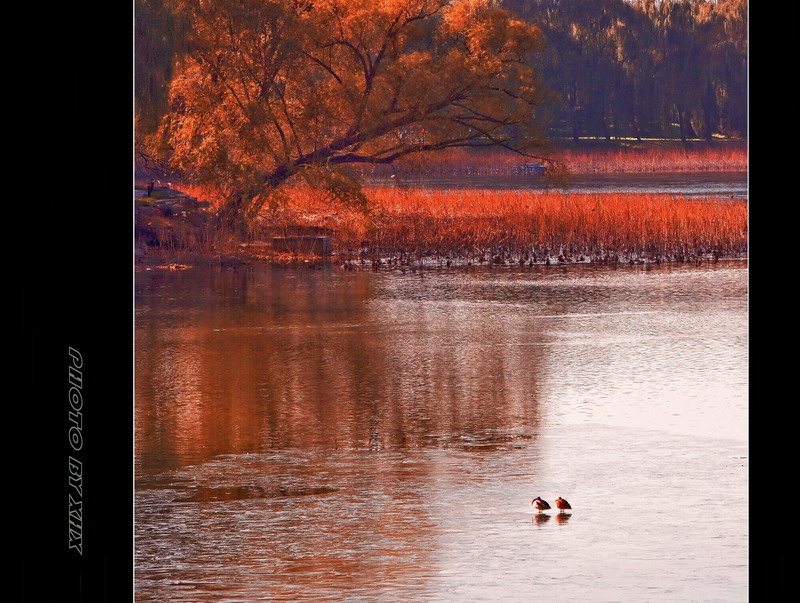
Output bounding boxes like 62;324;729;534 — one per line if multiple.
150;0;549;224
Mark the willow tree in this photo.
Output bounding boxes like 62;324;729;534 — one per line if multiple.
142;0;550;228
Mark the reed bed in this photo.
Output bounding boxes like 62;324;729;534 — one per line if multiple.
361;143;747;177
269;185;747;264
557;145;748;174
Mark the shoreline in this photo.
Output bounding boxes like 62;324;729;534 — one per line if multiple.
136;200;747;270
136;246;748;272
136;153;747;271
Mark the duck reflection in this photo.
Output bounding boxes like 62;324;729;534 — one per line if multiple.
532;513;551;525
555;512;571;525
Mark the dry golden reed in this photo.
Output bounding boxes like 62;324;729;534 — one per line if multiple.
364;144;747;176
168;175;747;264
556;145;747;174
272;185;747;263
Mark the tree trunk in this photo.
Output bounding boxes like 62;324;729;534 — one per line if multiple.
631;116;642;142
675;103;687;143
570;81;580;141
215;165;297;238
218;192;250;238
701;83;716;141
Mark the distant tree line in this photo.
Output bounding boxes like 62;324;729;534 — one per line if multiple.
502;0;747;141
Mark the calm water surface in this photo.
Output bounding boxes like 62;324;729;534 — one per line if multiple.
366;171;748;199
135;259;747;601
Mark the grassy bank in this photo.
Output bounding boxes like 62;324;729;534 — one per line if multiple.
554;142;747;174
138;183;747;267
136;141;748;267
269;185;747;264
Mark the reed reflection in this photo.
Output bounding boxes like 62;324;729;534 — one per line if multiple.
135;450;448;600
135;266;548;477
135;265;550;598
135;262;748;602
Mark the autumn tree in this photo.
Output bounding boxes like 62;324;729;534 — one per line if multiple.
140;0;551;230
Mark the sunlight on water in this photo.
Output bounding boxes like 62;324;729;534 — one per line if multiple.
135;261;747;601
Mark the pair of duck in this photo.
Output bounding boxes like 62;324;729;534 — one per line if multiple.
532;496;571;514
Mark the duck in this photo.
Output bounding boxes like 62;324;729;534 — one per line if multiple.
531;496;551;514
555;496;572;513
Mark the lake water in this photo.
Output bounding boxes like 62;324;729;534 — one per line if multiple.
366;171;748;200
135;259;748;601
